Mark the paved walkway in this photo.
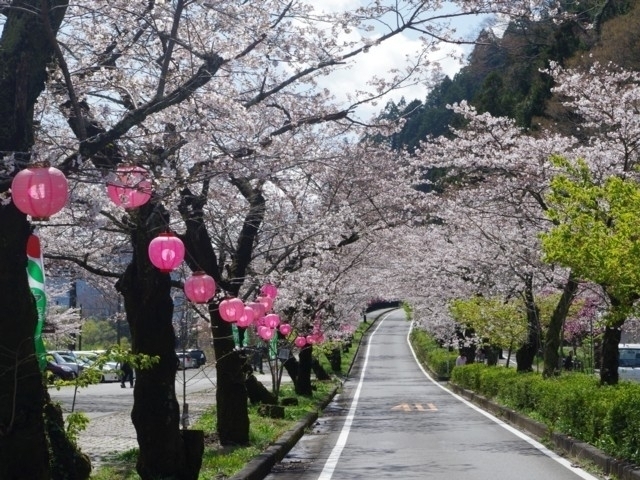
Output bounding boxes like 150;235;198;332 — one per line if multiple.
77;387;217;469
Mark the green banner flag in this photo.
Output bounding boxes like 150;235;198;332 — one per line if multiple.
27;233;47;371
232;324;249;348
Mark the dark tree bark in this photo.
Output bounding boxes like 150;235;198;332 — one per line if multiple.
515;274;541;372
312;357;331;380
43;400;91;480
0;2;90;479
179;184;266;445
599;292;627;386
296;346;313;396
209;310;250;444
246;374;278;405
282;355;299;386
328;347;341;372
543;272;579;377
600;323;622;385
115;203;199;480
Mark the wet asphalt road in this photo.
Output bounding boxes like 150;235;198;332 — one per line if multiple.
265;309;601;480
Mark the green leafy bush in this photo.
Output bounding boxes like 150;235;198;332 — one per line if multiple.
449;361;640;465
409;329;457;379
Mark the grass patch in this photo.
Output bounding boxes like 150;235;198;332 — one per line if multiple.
90;382;336;479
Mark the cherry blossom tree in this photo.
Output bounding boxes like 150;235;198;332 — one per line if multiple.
0;1;567;477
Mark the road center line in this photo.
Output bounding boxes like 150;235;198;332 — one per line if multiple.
317;311;394;480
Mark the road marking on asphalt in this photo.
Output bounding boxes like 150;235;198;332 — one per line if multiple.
406;321;600;480
317;311;394;480
391;402;437;412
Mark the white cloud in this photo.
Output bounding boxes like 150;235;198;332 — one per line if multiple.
305;1;485;120
318;33;471;120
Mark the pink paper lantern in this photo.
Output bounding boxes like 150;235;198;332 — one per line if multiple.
258;326;274;341
260;283;278;298
257;295;274;313
306;335;318;345
106;165;152;209
236;307;255;328
264;313;281;329
219;297;245;323
279;323;292;336
11;163;68;221
247;301;266;320
184;271;216;304
148;232;185;272
294;336;307;348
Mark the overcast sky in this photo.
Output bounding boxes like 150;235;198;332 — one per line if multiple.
314;1;491;120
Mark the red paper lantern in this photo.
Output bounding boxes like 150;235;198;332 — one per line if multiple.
106;165;152;209
184;271;216;304
219;297;245;323
11;163;68;221
294;336;307;348
148;232;185;272
260;283;278;299
279;323;292;336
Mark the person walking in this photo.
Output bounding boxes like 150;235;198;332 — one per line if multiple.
120;361;134;388
252;345;265;374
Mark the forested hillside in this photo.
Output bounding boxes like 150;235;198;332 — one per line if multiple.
383;0;639;151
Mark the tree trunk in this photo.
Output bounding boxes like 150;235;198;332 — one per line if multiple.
542;272;579;377
0;209;51;480
43;398;91;480
211;311;250;445
179;187;253;445
0;2;84;479
312;357;331;380
515;275;541;372
328;347;341;372
283;355;299;387
296;346;313;396
116;203;199;480
600;322;623;385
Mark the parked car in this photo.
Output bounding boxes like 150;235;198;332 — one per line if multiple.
45;361;76;382
176;352;198;369
619;344;640;381
47;352;83;376
84;360;122;383
186;349;207;367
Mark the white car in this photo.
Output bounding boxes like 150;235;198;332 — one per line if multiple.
618;344;640;381
98;361;122;383
75;355;121;383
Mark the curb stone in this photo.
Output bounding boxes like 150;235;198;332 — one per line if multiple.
449;384;640;480
228;386;339;480
228;308;390;480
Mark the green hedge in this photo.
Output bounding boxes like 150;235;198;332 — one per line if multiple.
449;363;640;465
409;329;458;379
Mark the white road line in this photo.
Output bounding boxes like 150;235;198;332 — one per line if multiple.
317;311;394;480
406;321;601;480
